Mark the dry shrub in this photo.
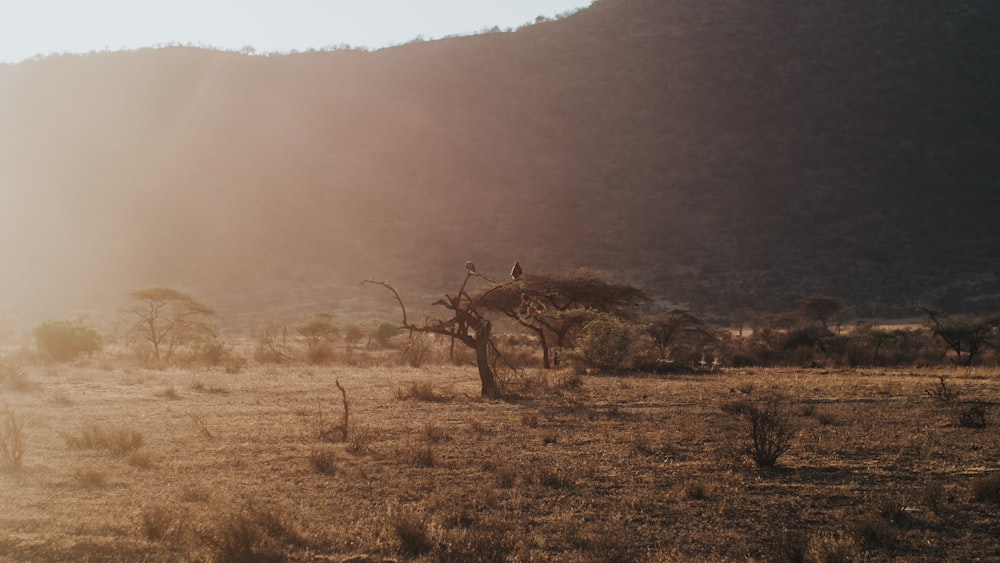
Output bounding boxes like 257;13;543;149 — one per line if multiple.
850;512;897;549
925;376;960;403
401;333;434;368
391;509;433;558
200;503;304;563
422;422;449;443
127;449;155;469
435;523;515;563
396;380;446;402
681;480;708;500
920;481;945;515
970;473;1000;503
157;386;181;400
568;519;648;563
722;395;796;468
139;505;183;542
804;532;859;563
957;403;989;428
0;360;34;392
308;446;339;475
521;412;540;428
72;467;107;488
411;444;435;468
0;409;26;469
63;421;143;457
346;425;379;455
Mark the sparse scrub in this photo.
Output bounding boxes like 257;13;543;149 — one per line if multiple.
970;473;1000;503
127;449;155;469
921;481;945;515
346;425;378;455
1;409;26;469
396;379;446;402
0;360;33;391
681;480;708;500
723;395;796;468
422;421;448;443
156;386;181;399
957;403;989;428
850;511;897;549
804;532;860;563
308;446;339;475
72;467;108;488
521;412;540;428
199;503;304;562
63;421;143;456
411;443;435;468
391;509;433;557
571;314;652;372
401;333;434;368
925;376;960;403
139;505;182;542
192;415;214;440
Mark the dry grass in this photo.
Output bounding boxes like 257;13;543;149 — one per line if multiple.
0;364;999;560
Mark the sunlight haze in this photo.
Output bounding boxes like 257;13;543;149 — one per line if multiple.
0;0;593;63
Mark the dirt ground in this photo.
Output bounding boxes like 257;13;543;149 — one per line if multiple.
1;361;998;561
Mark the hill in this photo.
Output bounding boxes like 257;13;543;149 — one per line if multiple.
1;0;999;325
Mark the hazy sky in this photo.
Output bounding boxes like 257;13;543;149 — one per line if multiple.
0;0;594;63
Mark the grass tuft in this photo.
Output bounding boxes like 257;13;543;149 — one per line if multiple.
391;509;434;557
308;446;339;475
63;421;144;457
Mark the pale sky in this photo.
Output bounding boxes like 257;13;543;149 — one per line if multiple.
0;0;594;63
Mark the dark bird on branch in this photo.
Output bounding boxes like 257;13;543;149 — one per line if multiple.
510;261;523;281
465;261;476;274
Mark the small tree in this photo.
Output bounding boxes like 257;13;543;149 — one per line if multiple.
296;314;338;363
33;320;103;362
124;288;216;365
647;309;715;363
917;305;1000;366
797;296;844;332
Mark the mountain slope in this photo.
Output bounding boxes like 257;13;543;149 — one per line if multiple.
1;0;999;323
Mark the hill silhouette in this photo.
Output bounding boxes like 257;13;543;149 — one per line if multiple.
2;0;999;324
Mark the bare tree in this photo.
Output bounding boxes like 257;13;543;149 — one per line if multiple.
365;269;513;399
124;288;216;365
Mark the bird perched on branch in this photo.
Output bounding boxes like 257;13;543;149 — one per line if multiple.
465;261;476;274
510;261;523;281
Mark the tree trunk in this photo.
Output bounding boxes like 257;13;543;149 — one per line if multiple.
474;321;500;399
533;327;551;370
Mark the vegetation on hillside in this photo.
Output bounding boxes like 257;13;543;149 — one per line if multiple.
1;0;999;322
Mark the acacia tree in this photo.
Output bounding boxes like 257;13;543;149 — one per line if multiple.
475;268;649;369
647;309;715;361
917;305;1000;366
365;270;510;398
125;287;216;365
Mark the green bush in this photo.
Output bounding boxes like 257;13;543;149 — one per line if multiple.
33;320;103;362
572;315;650;372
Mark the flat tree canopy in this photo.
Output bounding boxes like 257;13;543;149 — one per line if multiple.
474;268;649;368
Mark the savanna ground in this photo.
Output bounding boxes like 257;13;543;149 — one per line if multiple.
1;358;999;562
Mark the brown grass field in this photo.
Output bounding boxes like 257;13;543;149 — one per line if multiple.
1;360;999;562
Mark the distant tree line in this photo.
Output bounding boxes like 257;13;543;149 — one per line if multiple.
16;273;1000;394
